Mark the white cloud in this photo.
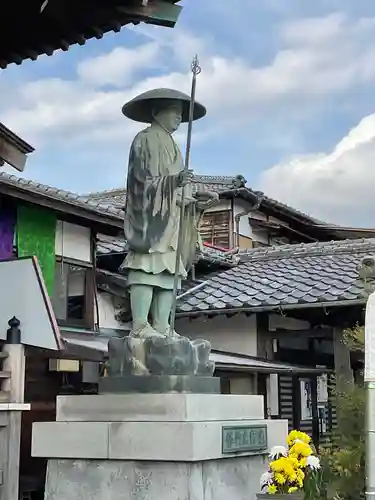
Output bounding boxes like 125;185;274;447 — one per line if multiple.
260;112;375;226
2;9;375;196
3;13;374;149
280;12;346;45
77;43;160;87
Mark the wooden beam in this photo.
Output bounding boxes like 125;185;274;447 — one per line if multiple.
271;328;332;340
0;138;27;172
333;326;354;390
256;312;273;418
117;0;182;28
256;313;273;359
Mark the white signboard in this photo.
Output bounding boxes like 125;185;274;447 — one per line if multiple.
0;257;62;350
365;292;375;382
300;379;313;421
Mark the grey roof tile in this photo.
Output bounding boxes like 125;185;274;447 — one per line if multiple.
177;238;375;315
0;172;124;222
96;232;239;269
85;174;320;224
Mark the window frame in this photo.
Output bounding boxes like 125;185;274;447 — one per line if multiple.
200;210;231;248
52;256;95;329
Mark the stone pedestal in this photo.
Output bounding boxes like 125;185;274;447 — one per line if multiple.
99;374;220;394
32;394;288;500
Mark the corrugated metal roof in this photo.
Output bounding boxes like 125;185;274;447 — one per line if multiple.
177;238;373;316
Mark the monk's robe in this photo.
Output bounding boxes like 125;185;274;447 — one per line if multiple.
121;122;202;290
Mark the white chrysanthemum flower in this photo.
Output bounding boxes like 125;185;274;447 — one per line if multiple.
269;445;288;459
260;471;273;487
306;455;321;470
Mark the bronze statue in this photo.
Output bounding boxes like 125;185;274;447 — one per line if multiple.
120;88;218;338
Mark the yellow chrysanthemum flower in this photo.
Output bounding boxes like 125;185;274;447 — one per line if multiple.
274;473;287;485
287;430;311;446
270;459;283;472
267;484;278;495
290;441;312;458
288;487;299;494
296;469;305;480
296;431;311;444
287;430;300;446
289;457;299;467
289;474;298;483
262;429;317;495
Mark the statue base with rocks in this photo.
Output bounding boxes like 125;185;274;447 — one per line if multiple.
99;334;219;395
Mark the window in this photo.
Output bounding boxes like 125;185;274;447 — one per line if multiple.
200;210;231;248
51;261;94;328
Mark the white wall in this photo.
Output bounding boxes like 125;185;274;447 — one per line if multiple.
230;376;256;394
232;201;270;244
176;314;257;356
233;200;254;238
55;221;92;263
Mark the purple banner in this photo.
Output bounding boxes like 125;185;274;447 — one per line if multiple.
0;210;15;260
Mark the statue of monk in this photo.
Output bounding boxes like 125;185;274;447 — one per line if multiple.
120;88;218;338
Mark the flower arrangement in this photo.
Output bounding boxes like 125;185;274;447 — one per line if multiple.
259;430;321;496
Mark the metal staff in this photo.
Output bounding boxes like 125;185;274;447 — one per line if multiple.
169;55;201;334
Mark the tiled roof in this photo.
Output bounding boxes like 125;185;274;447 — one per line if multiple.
96;233;239;268
176;238;374;316
85;175;240;207
196;244;240;268
0;172;124;223
0;123;34;154
96;233;127;255
84;174;320;224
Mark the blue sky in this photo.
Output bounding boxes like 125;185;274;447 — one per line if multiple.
2;0;375;225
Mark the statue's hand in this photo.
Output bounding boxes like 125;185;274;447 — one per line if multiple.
176;196;196;207
177;169;194;187
194;191;219;211
194;191;219;202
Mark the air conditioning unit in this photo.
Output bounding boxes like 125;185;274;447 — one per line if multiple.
48;359;80;373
